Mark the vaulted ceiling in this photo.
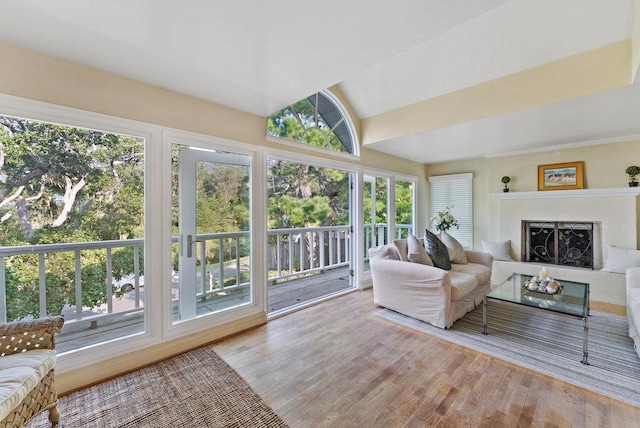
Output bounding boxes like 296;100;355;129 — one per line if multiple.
0;0;638;164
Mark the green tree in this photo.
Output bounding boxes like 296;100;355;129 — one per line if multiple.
267;160;348;229
0;116;145;320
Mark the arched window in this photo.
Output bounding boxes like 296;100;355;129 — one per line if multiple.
267;90;358;155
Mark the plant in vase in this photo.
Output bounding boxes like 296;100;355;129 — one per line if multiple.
626;165;640;187
431;206;459;233
501;176;511;192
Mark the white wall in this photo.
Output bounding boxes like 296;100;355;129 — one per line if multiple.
427;138;640;307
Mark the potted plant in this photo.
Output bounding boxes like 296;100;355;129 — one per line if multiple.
501;176;511;192
431;206;459;233
626;166;640;187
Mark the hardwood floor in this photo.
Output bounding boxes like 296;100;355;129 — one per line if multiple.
212;289;640;427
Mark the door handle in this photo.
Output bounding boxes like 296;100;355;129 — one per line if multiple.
186;234;203;258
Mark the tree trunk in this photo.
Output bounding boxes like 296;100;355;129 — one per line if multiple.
52;176;86;227
15;197;33;239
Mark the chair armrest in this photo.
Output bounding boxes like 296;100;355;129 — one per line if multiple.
0;316;64;356
465;250;493;268
627;267;640;292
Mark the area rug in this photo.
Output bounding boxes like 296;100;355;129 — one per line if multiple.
29;346;287;427
376;300;640;407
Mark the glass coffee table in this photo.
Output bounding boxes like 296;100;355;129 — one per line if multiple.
482;273;590;364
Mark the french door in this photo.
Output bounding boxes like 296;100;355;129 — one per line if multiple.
176;146;252;322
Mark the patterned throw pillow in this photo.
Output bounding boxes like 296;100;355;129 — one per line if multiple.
440;231;467;264
423;229;451;270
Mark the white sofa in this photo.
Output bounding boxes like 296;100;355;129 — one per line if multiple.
626;267;640;358
369;238;493;329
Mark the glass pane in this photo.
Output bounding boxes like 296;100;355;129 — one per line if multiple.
172;145;251;322
363;175;389;271
266;92;353;154
0;115;145;353
395;180;413;239
375;177;389;246
266;158;352;313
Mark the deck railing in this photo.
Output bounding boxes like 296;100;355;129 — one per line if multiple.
363;223;413;259
0;223;411;326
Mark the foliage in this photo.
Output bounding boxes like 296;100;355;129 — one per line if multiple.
431;206;459;232
267;97;349;153
267;159;349;230
501;176;510;190
0;115;144;319
626;166;640;182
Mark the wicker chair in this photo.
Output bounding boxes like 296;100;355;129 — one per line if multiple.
0;316;64;427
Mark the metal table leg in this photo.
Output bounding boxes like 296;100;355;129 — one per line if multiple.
482;296;487;335
581;285;590;365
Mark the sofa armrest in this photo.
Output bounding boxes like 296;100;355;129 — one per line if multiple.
0;316;64;356
465;250;493;268
370;258;448;287
627;267;640;292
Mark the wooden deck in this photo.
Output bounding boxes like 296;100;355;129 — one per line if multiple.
55;267;352;353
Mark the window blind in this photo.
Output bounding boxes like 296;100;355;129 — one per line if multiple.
429;173;473;248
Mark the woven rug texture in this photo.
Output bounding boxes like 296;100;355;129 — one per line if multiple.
376;299;640;408
29;346;287;427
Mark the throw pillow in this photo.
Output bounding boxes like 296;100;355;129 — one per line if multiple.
423;229;451;270
406;234;433;266
481;240;513;261
368;245;400;261
440;231;467;264
601;245;640;274
393;239;410;262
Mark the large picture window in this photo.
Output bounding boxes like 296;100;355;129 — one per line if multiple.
0;114;145;352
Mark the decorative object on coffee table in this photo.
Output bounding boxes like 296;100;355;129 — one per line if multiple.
625;165;640;187
501;176;510;192
538;161;584;191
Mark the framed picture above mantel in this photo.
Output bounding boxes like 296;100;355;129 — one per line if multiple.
538;161;584;191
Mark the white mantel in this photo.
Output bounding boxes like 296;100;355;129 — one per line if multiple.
491;187;640;199
492;187;640;306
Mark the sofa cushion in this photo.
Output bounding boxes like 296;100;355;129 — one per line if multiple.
368;245;400;261
481;240;513;261
393;239;409;262
601;245;640;274
0;349;56;421
440;231;467;264
424;229;451;270
406;235;433;266
450;262;492;285
448;271;479;301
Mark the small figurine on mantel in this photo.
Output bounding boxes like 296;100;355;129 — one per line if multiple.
501;176;511;192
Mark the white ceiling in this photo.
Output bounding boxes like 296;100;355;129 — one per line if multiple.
0;0;637;164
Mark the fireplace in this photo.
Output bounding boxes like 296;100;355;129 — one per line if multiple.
522;221;594;269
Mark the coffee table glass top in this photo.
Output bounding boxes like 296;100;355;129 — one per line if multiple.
489;273;589;318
